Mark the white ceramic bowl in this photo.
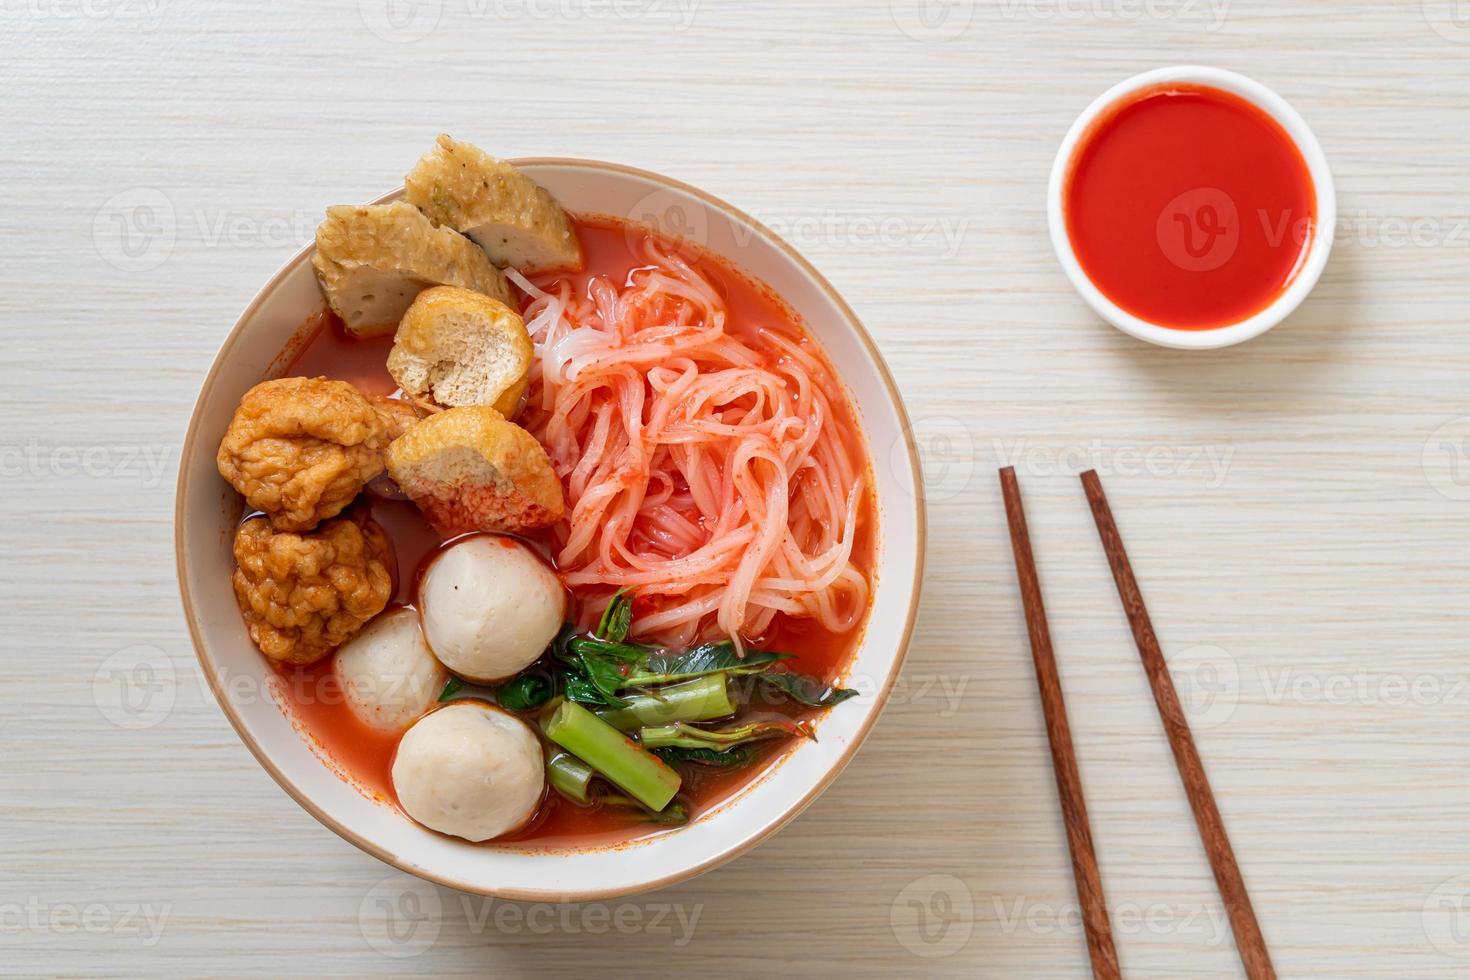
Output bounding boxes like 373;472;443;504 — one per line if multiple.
175;159;925;900
1047;66;1336;350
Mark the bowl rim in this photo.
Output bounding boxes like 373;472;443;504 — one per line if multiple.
174;156;928;899
1046;65;1337;350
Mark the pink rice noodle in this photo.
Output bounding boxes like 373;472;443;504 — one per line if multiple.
507;239;868;650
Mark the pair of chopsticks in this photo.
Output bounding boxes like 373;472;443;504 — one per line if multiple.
999;467;1275;980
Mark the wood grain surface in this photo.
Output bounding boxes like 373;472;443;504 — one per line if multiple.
5;1;1470;976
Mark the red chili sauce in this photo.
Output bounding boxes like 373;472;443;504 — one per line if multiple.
1064;83;1316;330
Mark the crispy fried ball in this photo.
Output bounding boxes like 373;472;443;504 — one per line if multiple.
217;377;390;532
231;515;394;665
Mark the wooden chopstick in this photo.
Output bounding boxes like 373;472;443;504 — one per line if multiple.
1079;470;1276;980
999;467;1121;980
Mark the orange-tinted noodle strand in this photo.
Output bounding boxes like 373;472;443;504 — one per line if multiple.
509;234;868;648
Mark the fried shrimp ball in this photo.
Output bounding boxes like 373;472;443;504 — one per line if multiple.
217;377;391;532
231;515;394;664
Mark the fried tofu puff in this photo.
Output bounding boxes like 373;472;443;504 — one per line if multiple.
387;286;532;417
231;514;394;665
405;135;583;275
385;406;564;537
217;377;392;532
312;201;513;338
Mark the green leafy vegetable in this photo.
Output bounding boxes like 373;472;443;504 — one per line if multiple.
563;672;622;708
601;794;690;826
755;671;859;708
553;627;644;708
552;633;632;708
437;677;464;702
567;636;651;663
551;622;579;663
497;671;553;711
653;743;765;768
566;637;792;691
629;641;791;686
594;589;633;643
580;651;636;706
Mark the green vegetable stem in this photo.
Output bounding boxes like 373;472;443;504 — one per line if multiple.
637;720;811;751
546;751;595;805
594;674;735;731
542;700;681;812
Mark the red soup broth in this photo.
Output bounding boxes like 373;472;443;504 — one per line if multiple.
268;213;876;849
1064;83;1316;330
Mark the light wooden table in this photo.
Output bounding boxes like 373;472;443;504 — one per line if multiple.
6;1;1470;975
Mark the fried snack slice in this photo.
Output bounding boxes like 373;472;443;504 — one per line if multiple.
405;135;583;274
387;286;532;418
385;406;564;536
231;514;393;665
217;377;390;532
312;201;512;337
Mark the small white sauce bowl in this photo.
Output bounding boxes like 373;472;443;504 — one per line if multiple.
1047;66;1336;350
